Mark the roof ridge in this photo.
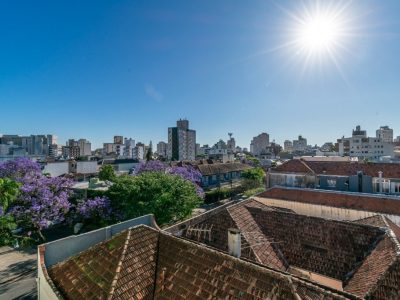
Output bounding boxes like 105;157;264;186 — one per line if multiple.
227;201;290;270
381;217;400;255
108;229;132;300
362;231;399;299
161;231;359;299
298;159;316;174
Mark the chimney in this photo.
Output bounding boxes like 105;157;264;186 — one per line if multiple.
228;228;241;258
378;171;383;193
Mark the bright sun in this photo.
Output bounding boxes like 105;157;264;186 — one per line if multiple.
298;14;341;53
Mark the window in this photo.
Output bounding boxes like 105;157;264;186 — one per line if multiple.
327;179;337;188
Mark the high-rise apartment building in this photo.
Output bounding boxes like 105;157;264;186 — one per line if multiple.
167;119;196;161
376;126;393;143
338;125;394;160
21;134;55;156
114;136;124;145
157;141;167;158
78;139;92;156
124;138;136;158
284;140;293;153
250;133;270;156
133;142;145;160
227;133;236;153
293;135;307;152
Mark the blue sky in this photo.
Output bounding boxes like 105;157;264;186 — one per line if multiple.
1;0;400;149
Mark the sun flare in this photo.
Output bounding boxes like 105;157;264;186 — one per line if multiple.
297;13;341;53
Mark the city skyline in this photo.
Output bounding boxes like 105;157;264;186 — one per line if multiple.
1;122;399;150
1;1;400;148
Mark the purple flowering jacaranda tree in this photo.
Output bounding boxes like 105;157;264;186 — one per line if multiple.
134;160;204;198
0;158;73;240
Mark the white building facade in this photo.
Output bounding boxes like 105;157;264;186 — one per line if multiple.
338;125;395;160
250;133;270;156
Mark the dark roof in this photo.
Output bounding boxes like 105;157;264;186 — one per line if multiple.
47;225;354;300
272;159;400;178
347;215;400;298
259;187;400;216
196;162;251;176
167;199;400;298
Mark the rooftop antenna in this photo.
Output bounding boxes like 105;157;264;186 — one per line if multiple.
228;132;233;139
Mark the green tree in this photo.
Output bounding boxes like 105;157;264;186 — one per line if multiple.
107;172;202;225
98;165;116;182
0;178;20;212
245;155;261;167
241;167;266;188
0;178;20;246
146;147;153;162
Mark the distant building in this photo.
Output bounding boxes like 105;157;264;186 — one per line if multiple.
123;138;135;158
268;158;400;195
292;135;307;152
133;142;145;160
283;140;293;153
250;133;270;156
156;141;167;158
376;126;393;143
167;119;196;161
103;143;117;155
62;145;80;159
338;125;394;160
78;139;92;156
227;133;236;153
114;135;123;145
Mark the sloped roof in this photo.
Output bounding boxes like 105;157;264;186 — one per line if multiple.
346;215;400;298
167;198;400;298
47;225;355;300
174;199;384;280
196;162;251;176
48;226;158;299
272;159;400;178
259;187;400;216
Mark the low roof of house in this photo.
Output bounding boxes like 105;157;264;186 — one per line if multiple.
166;198;400;299
196;162;251;176
272;159;400;178
46;225;355;300
259;187;400;216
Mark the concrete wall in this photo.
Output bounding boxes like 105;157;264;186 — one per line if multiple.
42;214;155;267
76;161;98;174
254;197;400;225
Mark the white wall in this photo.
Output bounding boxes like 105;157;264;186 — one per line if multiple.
76;161;97;174
43;162;69;177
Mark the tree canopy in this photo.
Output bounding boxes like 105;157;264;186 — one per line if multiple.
241;167;266;188
98;164;116;181
107;172;202;225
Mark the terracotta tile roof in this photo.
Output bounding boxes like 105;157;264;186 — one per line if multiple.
260;187;400;216
345;215;400;298
273;159;400;178
248;206;383;280
352;215;389;227
49;226;159;300
171;199;387;281
154;232;353;300
227;200;289;271
48;230;128;299
46;225;356;300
